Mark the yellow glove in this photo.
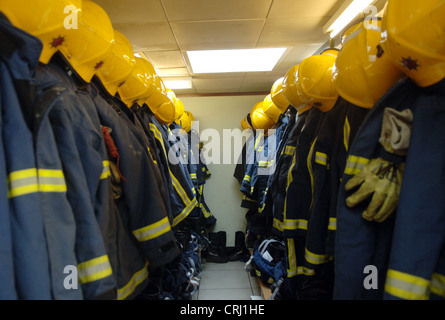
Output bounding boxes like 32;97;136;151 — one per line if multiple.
345;157;405;222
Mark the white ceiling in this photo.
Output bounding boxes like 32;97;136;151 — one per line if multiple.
92;0;345;96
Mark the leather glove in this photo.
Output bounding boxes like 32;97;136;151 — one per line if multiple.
345;157;405;222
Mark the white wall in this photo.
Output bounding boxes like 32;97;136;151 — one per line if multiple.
180;94;266;246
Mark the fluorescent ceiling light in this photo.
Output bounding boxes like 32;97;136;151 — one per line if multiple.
163;78;193;89
187;48;287;74
324;0;375;38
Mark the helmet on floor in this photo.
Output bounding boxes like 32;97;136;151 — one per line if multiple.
296;52;339;112
332;19;405;109
0;0;84;64
96;30;136;96
118;57;153;107
380;0;445;87
270;78;290;112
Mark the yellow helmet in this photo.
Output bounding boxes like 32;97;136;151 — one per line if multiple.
96;30;136;96
283;65;304;110
263;94;282;123
296;53;339;112
332;20;405;109
241;117;252;130
380;0;445;87
118;57;153;107
270;78;290;112
251;107;276;131
321;48;339;58
176;111;194;133
155;89;176;125
0;0;82;64
175;98;185;121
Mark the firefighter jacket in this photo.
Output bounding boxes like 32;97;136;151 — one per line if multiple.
90;82;180;269
0;16;53;300
383;79;445;300
35;55;117;299
283;107;325;239
136;106;198;228
266;109;309;237
333;77;444;300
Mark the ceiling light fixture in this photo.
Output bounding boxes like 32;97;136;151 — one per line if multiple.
163;77;193;89
324;0;375;38
187;48;287;74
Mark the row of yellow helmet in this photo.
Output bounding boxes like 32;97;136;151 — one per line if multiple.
0;0;195;128
243;0;445;131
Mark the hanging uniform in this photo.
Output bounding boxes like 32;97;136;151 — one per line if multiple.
137;106;198;228
299;98;350;299
334;78;421;300
383;79;445;300
264;108;309;236
90;82;180;268
0;17;52;299
35;54;118;300
325;103;370;257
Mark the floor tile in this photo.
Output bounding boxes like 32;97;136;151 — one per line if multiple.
197;288;253;300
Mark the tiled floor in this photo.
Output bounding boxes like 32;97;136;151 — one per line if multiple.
195;261;263;300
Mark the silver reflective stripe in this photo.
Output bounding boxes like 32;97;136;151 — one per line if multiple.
385;269;430;300
133;217;172;242
78;255;113;284
117;264;149;300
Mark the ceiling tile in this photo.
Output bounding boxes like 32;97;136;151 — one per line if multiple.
257;18;330;47
268;0;341;19
93;0;167;24
273;44;325;73
156;67;190;77
240;74;282;93
161;0;273;21
114;22;179;51
193;77;245;93
171;20;265;50
144;50;186;68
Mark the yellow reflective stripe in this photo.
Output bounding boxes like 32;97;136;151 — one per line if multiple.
150;123;168;160
315;152;328;166
8;168;68;198
100;161;111;180
283;145;295;156
7;168;38;198
200;202;211;218
307;138;317;211
287;238;297;278
283;218;308;231
38;169;67;192
243;174;251;183
133;216;172;242
254;131;264;150
78;255;113;284
431;273;445;298
328;217;337;230
242;195;256;203
258;159;274;167
344;155;370;176
385;269;430;300
190;173;197;180
173;197;198;227
343;116;350;152
305;247;329;265
117;263;149;300
283;152;297;225
287;239;315;277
